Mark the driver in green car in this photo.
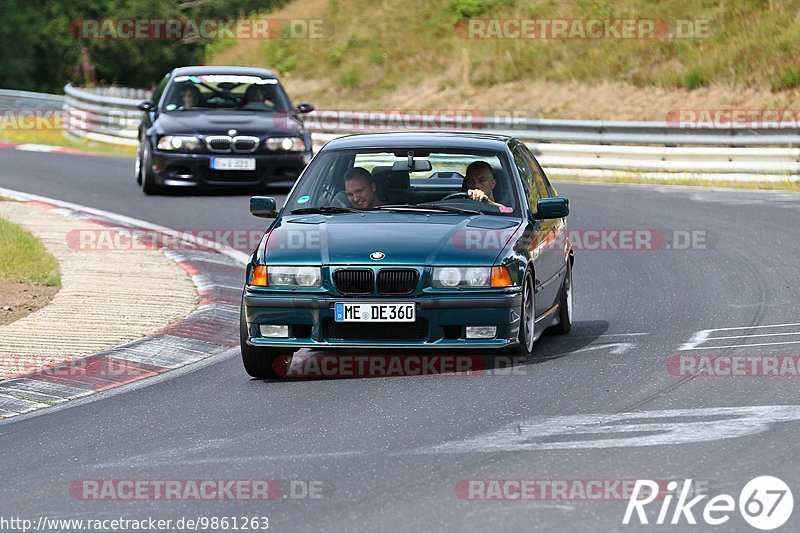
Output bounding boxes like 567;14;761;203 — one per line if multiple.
463;160;511;212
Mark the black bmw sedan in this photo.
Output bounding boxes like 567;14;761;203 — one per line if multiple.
135;66;314;194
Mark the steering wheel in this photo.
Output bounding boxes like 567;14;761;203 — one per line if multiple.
441;192;472;201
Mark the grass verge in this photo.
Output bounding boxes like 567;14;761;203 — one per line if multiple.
209;0;800;110
0;215;61;286
0;129;135;158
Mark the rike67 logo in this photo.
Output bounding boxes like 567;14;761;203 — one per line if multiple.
623;476;793;530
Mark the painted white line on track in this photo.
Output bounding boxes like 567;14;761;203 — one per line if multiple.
566;333;648;338
573;342;634;355
687;340;800;350
701;322;800;333
422;405;800;453
680;323;800;351
679;329;711;351
704;331;800;341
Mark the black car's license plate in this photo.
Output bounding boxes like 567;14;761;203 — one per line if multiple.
210;157;256;171
334;302;415;322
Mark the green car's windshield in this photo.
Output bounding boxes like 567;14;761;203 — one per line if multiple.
286;148;521;216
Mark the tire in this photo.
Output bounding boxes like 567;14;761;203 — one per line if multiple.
551;261;573;335
239;300;293;379
140;140;164;195
135;137;143;185
508;268;536;361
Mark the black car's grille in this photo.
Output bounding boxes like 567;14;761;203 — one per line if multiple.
333;269;374;295
206;136;259;153
377;269;419;294
233;137;258;152
207;137;231;152
322;318;428;341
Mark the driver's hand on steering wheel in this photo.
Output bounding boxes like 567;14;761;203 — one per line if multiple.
467;188;489;202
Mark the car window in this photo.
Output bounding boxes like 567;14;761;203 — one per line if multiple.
521;144;556;197
161;74;292;112
286;148;520;216
513;145;542;211
151;73;170;110
519;145;549;199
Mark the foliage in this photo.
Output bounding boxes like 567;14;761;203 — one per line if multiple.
0;0;288;91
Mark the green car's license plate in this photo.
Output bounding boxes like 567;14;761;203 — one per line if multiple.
334;302;415;322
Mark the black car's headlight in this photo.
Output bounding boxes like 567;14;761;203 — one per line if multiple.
431;266;512;288
266;266;322;287
156;135;202;152
265;136;305;152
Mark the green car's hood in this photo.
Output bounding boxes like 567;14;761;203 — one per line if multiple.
263;212;522;266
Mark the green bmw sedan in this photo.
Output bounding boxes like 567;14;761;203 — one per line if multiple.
241;132;573;378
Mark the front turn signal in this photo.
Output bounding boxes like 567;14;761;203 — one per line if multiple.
250;265;268;286
490;266;513;288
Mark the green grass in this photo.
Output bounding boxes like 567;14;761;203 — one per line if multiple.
209;0;800;104
553;175;800;192
19;397;57;406
0;129;135;158
0;216;60;286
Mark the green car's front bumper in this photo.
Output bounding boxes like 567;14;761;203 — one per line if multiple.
243;290;523;350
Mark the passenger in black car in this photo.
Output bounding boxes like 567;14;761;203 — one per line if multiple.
181;85;201;110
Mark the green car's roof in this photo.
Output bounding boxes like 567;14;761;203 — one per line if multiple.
322;132;514;152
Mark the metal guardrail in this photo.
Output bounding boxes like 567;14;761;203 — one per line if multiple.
1;86;799;180
303;111;800;147
0;88;63;110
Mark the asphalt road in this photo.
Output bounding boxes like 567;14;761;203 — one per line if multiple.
1;148;800;532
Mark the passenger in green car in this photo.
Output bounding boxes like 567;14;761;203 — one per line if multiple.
344;167;382;209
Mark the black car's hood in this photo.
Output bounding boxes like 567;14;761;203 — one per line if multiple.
262;212;522;266
154;110;304;136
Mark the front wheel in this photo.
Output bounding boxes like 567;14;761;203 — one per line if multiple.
508;268;536;361
134;138;143;185
240;301;293;379
140;140;164;195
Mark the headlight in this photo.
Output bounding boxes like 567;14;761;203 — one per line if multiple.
156;135;201;152
432;267;491;288
266;136;305;152
266;266;321;287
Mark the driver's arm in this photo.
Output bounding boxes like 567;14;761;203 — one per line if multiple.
466;188;503;207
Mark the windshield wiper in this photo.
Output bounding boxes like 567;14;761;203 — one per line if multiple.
374;203;481;215
290;206;361;215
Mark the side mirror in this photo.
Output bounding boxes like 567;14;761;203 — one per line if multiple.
297;102;314;113
250;196;277;218
138;101;153;112
534;197;569;219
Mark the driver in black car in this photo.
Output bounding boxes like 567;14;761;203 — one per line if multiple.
242;85;276;110
463;160;511;212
